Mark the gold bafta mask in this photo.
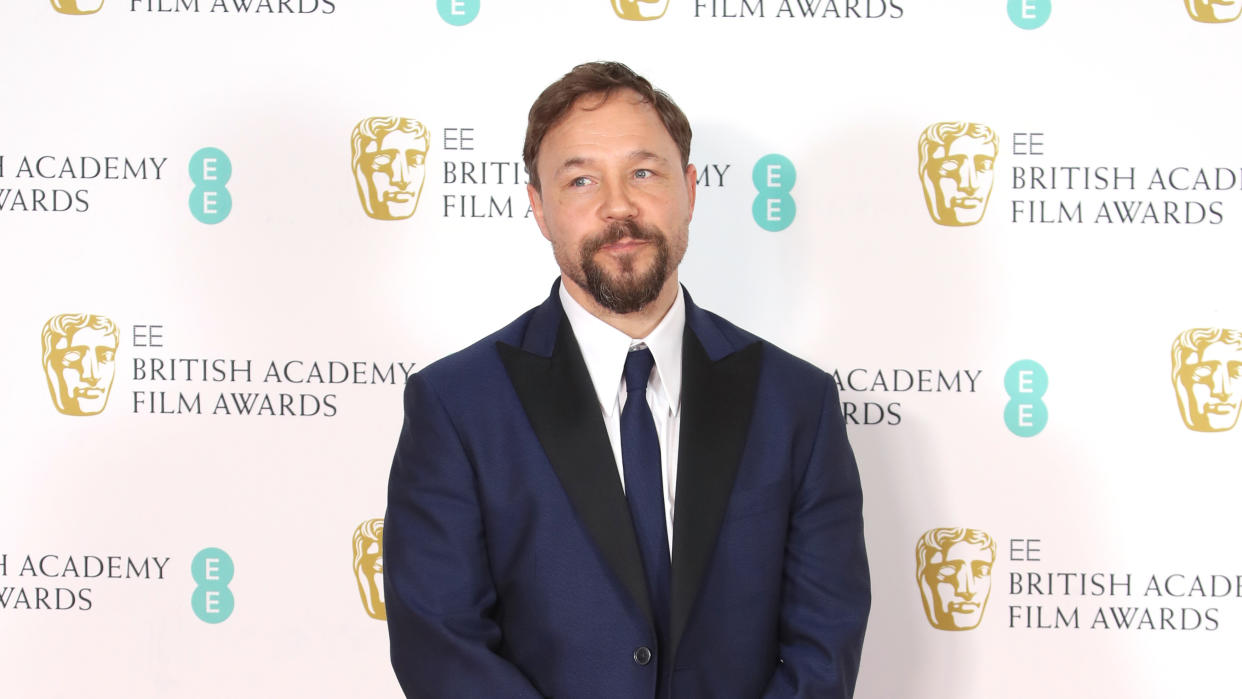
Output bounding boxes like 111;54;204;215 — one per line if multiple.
916;527;995;631
611;0;670;20
51;0;104;14
918;122;998;227
1172;328;1242;432
351;117;430;221
42;313;119;417
353;518;385;620
1185;0;1242;22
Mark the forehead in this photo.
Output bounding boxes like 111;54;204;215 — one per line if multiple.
927;540;992;565
1195;342;1242;363
374;130;427;152
55;326;117;349
542;90;676;158
944;135;996;158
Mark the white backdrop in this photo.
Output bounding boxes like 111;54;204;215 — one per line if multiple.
2;1;1241;697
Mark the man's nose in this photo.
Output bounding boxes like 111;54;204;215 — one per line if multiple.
1210;366;1234;399
81;353;100;384
959;163;979;193
600;179;638;221
392;156;411;188
955;569;976;599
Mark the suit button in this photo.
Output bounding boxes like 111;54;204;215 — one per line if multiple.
633;646;652;666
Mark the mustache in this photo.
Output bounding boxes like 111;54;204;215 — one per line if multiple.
587;219;661;251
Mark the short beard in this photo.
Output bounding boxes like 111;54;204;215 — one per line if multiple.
575;219;670;314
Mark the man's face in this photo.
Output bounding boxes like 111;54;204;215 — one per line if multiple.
45;326;117;416
1177;341;1242;431
924;135;996;226
358;129;427;220
921;541;993;630
528;90;696;314
611;0;670;20
1186;0;1242;22
355;531;385;619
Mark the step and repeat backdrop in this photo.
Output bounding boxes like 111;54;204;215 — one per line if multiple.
2;1;1240;697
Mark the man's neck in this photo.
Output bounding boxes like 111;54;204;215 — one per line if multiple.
561;274;680;339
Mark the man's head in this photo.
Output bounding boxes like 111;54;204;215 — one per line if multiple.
524;62;696;315
611;0;670;20
1171;328;1242;432
353;518;385;620
1185;0;1242;22
42;313;119;416
351;117;430;220
916;527;996;631
918;122;998;226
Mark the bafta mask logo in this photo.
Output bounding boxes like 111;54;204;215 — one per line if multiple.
351;117;430;221
42;313;119;416
611;0;669;20
918;122;998;226
1185;0;1242;22
916;527;996;631
51;0;104;14
1171;328;1242;432
353;519;385;620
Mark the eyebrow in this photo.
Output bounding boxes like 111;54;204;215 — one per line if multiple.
553;150;671;176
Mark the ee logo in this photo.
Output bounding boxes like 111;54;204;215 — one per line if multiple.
752;154;796;232
1008;0;1051;30
1004;359;1048;437
189;147;232;225
438;0;479;25
191;547;234;624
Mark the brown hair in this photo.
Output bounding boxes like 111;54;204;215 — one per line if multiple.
523;61;692;192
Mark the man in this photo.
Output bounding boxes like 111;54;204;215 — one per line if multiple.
915;527;995;631
1185;0;1242;23
351;116;430;220
917;121;998;227
1171;327;1242;432
385;62;869;698
41;313;119;416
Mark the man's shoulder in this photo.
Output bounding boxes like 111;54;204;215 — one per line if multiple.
692;304;829;385
409;306;537;390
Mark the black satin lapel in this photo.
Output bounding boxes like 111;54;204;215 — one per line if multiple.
669;332;762;658
496;321;653;625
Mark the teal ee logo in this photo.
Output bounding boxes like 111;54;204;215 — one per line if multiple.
191;547;234;623
189;147;232;225
1008;0;1051;30
752;154;796;232
1004;359;1048;437
438;0;479;25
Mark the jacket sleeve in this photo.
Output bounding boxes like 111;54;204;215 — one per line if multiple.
384;372;545;699
763;379;871;699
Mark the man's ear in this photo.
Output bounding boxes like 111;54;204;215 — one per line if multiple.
527;183;551;241
684;164;698;220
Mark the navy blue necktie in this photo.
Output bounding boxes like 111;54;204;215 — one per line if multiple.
621;347;671;647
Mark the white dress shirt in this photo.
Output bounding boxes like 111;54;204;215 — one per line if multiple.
559;282;684;552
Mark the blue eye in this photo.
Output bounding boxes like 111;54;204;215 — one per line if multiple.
571;177;591;187
634;169;652;179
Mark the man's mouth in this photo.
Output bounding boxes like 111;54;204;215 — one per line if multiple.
1203;402;1237;415
951;196;982;209
384;191;413;202
73;387;104;398
949;602;980;613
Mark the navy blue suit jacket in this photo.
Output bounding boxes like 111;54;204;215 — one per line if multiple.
385;283;869;698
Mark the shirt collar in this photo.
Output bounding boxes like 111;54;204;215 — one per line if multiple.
559;281;685;418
